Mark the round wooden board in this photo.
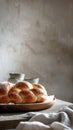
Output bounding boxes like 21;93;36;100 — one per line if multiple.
0;95;56;112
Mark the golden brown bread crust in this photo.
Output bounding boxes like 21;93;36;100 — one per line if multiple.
0;82;14;97
32;83;48;96
8;87;21;95
31;88;45;95
19;90;37;103
0;81;48;104
31;88;47;102
0;95;9;103
9;93;22;104
14;81;33;90
0;82;14;103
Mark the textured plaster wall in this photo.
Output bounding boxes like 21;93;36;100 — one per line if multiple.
0;0;73;102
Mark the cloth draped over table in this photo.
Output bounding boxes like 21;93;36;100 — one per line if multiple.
12;105;73;130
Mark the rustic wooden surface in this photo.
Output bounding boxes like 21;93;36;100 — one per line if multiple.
0;99;72;130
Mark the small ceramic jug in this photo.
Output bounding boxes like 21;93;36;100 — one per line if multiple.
8;73;25;83
24;77;39;84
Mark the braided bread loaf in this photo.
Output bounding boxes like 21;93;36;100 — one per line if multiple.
0;81;48;104
0;82;14;103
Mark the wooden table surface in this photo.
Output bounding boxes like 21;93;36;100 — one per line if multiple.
0;99;73;130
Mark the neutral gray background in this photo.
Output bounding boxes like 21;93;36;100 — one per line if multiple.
0;0;73;102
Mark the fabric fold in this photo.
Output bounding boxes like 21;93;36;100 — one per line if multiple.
10;105;73;130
